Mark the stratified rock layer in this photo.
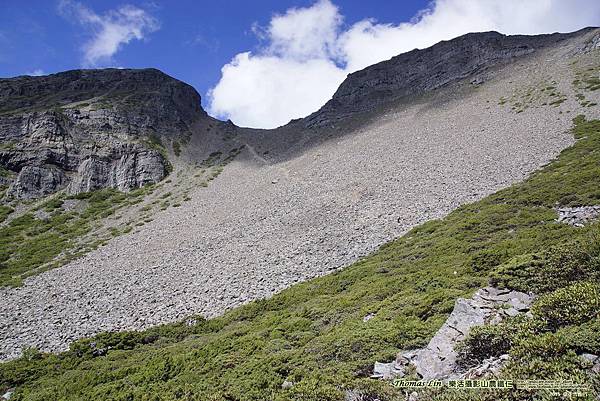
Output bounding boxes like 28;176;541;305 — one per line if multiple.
0;68;205;199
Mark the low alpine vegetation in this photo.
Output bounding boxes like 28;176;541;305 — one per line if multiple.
2;117;600;400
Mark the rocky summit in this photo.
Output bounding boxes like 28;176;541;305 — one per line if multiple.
0;68;205;199
1;27;600;401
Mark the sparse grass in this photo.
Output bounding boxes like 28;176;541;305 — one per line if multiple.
0;187;154;287
573;61;600;108
0;205;13;224
2;117;600;399
500;79;566;113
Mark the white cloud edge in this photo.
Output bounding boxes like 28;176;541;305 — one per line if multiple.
58;0;160;67
208;0;600;129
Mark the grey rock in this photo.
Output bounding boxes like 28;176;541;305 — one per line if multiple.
0;68;208;199
305;29;595;128
463;354;509;378
33;209;51;221
375;287;534;380
557;206;600;227
1;389;13;400
579;32;600;53
363;313;375;322
580;353;600;374
68;150;165;194
281;380;293;389
371;361;405;380
6;165;66;199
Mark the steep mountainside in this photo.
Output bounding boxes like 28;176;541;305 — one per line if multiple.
0;68;207;199
304;28;597;127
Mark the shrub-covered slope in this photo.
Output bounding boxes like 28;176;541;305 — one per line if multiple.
1;117;599;400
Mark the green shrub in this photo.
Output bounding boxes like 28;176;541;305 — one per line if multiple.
0;205;13;223
531;281;600;330
173;140;181;156
491;235;600;294
457;323;514;367
559;318;600;355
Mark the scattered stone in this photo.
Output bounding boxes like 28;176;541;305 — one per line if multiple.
557;206;600;227
281;380;293;389
580;353;600;373
0;29;595;361
33;209;51;221
304;29;591;128
363;313;375;322
464;354;509;378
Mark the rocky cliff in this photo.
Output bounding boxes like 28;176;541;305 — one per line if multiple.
0;68;206;199
304;28;596;127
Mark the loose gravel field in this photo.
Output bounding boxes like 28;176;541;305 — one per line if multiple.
1;38;599;360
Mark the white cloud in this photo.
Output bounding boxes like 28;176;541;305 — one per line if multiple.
25;69;46;76
59;1;159;67
208;0;600;129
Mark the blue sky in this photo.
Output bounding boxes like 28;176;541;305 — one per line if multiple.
1;1;599;128
0;1;425;102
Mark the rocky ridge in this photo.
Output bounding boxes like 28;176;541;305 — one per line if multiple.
372;287;535;381
0;68;206;199
305;28;596;128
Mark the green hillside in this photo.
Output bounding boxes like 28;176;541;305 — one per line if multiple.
2;116;600;400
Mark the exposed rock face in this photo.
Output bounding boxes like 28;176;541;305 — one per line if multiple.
305;29;595;127
0;68;205;199
67;149;166;194
5;165;67;199
580;353;600;374
372;287;535;380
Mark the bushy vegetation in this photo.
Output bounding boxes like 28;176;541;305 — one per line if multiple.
452;279;600;400
0;187;153;287
143;134;173;173
2;117;600;400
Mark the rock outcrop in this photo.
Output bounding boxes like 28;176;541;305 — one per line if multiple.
0;68;207;199
372;287;535;380
557;205;600;227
